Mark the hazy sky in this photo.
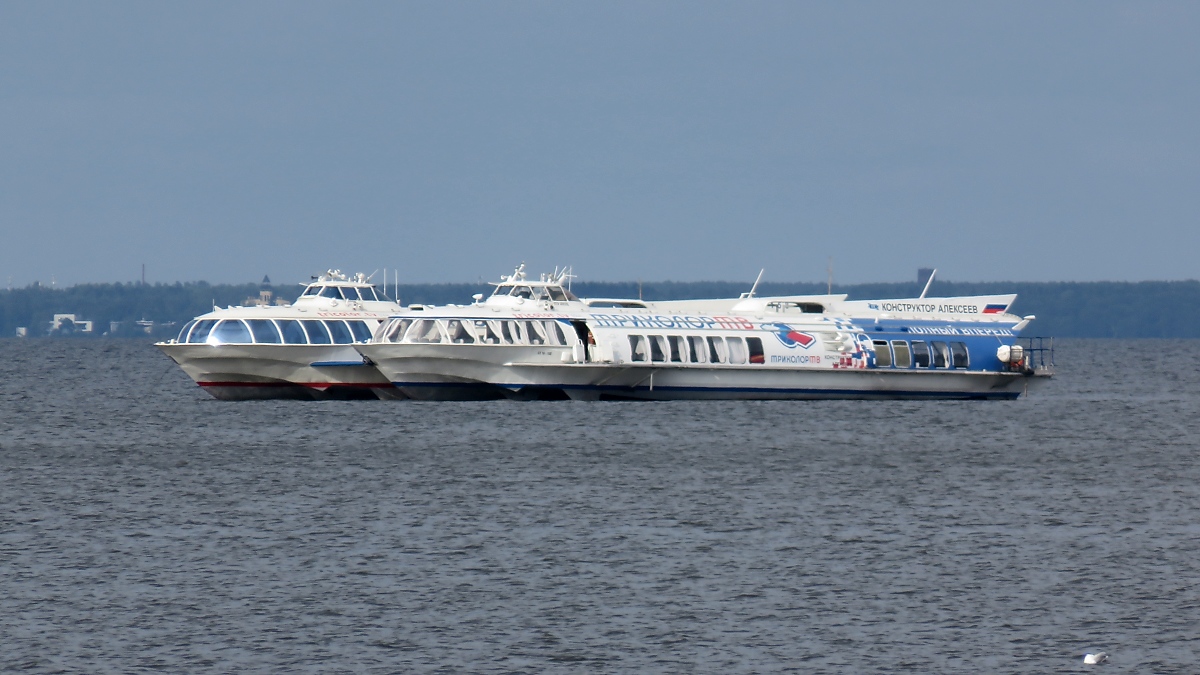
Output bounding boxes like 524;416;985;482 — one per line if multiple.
2;2;1197;286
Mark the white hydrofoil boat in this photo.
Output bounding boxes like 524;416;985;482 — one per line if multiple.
157;270;403;400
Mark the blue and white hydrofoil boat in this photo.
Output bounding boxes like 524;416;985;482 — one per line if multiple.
357;271;1052;401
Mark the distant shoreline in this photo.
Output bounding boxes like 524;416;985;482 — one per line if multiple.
4;279;1199;339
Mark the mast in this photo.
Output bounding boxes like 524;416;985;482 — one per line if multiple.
919;269;938;299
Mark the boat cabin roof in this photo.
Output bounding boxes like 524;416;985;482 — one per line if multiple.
298;269;392;302
484;264;580;305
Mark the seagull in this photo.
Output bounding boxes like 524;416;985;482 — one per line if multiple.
1083;652;1109;664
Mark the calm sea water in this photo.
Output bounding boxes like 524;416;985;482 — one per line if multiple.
2;338;1199;673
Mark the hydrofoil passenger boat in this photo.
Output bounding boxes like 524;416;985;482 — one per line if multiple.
357;270;1053;400
157;270;403;400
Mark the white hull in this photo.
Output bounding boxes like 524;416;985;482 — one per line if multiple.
357;344;1045;401
159;343;399;400
506;364;1043;400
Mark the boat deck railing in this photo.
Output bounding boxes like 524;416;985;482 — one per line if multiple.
1018;336;1055;374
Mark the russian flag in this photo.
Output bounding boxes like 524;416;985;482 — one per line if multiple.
982;304;1007;314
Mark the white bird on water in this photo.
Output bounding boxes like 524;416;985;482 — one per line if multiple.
1083;652;1109;664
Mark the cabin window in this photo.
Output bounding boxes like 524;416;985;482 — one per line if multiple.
407;319;444;343
629;335;648;362
668;335;686;362
524;321;547;345
509;286;534;299
950;342;970;369
302;320;332;344
545;321;567;345
210;319;253;344
891;340;911;368
767;301;825;314
187;319;217;343
931;341;950;368
278;319;307;344
348;320;373;343
325;320;354;344
383;319;411;342
707;336;728;364
500;321;517;344
366;287;381;301
302;286;319;296
372;319;390;341
911;340;930;368
319;286;340;299
177;321;197;342
727;337;747;364
247;319;282;344
547;287;568;302
873;340;893;367
477;320;503;344
344;287;362;301
446;320;475;344
688;336;707;363
747;337;765;364
649;335;667;362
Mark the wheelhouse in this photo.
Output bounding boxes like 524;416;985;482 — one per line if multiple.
482;264;580;306
299;284;390;302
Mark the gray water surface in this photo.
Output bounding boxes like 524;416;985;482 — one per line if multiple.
2;339;1199;673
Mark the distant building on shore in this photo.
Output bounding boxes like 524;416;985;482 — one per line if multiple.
243;275;290;307
50;314;94;335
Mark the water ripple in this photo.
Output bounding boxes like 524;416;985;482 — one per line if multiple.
1;339;1198;672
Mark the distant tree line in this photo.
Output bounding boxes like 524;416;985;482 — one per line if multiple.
2;278;1199;339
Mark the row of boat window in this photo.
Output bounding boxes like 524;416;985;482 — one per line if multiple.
492;285;578;302
378;318;572;346
874;340;969;369
629;335;766;365
299;285;389;302
178;319;375;345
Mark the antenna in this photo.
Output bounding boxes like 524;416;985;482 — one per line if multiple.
746;268;765;298
919;268;937;299
552;265;575;290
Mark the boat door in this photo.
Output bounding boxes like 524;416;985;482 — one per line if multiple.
570;320;593;363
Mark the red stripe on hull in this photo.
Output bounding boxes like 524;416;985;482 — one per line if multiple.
199;381;393;389
196;381;398;401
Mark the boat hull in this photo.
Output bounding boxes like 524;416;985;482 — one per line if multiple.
158;343;401;400
356;343;1047;401
497;364;1043;400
